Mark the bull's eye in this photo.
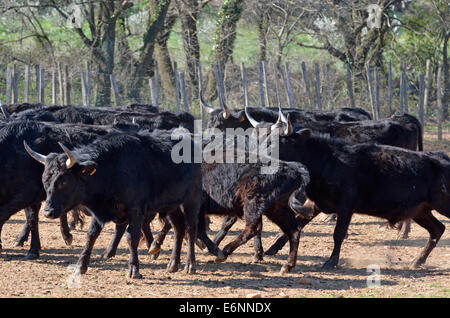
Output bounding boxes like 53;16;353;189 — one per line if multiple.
57;178;67;190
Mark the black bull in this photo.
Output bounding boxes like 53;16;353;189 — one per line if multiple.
0;120;139;259
271;126;450;269
26;131;202;278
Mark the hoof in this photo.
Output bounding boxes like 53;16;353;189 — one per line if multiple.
64;234;73;246
23;252;39;260
253;254;264;263
215;252;227;263
12;240;25;248
410;258;425;269
280;264;292;274
127;266;142;279
100;252;115;261
166;260;179;273
321;260;338;270
149;250;160;260
185;263;196;274
148;243;161;255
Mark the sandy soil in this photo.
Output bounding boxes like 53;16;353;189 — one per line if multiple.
0;212;448;298
0;135;449;298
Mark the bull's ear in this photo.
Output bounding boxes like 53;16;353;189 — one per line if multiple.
79;161;97;176
296;128;312;140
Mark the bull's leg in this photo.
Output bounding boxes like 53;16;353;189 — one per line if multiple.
125;211;144;279
101;223;127;260
266;210;301;273
77;218;103;274
322;208;353;270
140;211;155;250
216;206;261;263
196;211;222;257
59;212;73;246
23;203;42;260
214;216;239;245
411;211;445;268
14;214;31;247
398;219;412;239
148;217;171;260
213;216;238;246
166;209;185;273
181;197;200;275
265;206;320;256
253;220;264;262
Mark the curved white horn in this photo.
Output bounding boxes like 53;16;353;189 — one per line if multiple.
218;93;230;119
23;140;47;165
58;142;77;168
244;107;260;128
200;90;216;114
282;113;293;136
0;101;11;121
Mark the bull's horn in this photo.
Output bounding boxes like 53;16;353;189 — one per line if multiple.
283;113;293;136
23;140;47;165
218;93;230;119
270;104;284;131
0;101;11;121
58;142;77;169
244;107;260;128
200;90;216;114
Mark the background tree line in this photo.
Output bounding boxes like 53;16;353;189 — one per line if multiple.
0;0;448;122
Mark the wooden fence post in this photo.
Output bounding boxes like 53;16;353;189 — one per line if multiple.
424;59;431;115
110;74;120;106
174;62;181;113
58;62;64;106
374;66;381;119
285;62;294;108
35;65;40;103
346;64;355;108
64;65;71;106
314;63;322;111
418;73;425;132
52;71;58;105
258;61;265;107
366;65;377;119
12;62;19;104
402;61;408;113
437;65;443;141
85;62;91;106
180;71;189;112
240;62;249;107
40;68;45;105
24;65;30;103
301;61;314;109
6;65;12;105
388;61;393;115
262;60;270;106
326;64;333;109
198;62;205;129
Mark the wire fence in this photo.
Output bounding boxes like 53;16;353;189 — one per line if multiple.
0;59;447;139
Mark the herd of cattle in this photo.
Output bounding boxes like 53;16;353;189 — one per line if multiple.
0;94;448;279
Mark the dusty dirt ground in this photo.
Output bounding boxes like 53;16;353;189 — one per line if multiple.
0;212;449;298
0;134;449;298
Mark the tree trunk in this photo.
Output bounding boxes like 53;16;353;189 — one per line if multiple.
153;7;178;98
257;4;270;62
204;0;244;101
128;0;171;102
443;32;449;119
95;2;117;106
177;0;200;99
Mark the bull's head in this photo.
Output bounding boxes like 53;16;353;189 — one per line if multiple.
24;141;96;219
